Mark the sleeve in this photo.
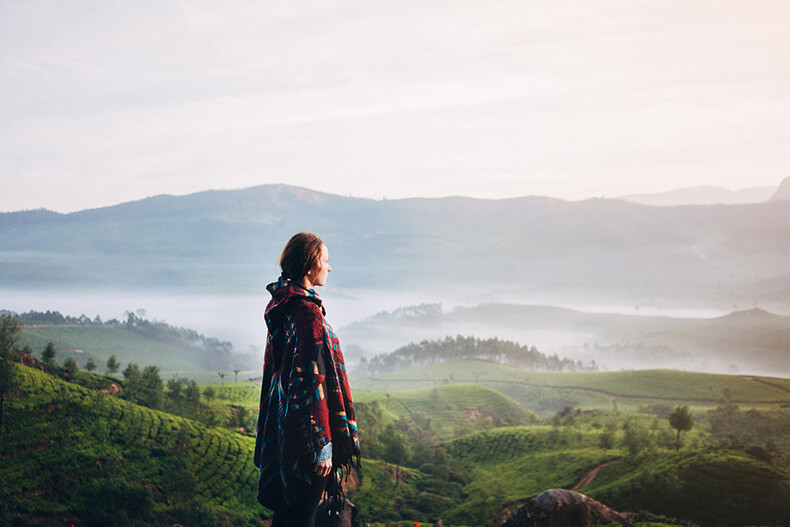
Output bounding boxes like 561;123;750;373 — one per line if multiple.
314;442;333;463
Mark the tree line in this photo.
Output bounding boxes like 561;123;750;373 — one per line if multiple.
357;335;598;377
0;313;249;432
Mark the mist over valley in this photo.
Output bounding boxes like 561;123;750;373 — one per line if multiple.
2;183;789;378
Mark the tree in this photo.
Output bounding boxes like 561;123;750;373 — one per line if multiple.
382;424;411;485
599;423;616;452
185;380;201;406
0;314;20;433
168;376;183;400
234;369;240;383
0;313;20;354
709;388;741;446
63;356;78;378
140;365;164;409
218;372;226;386
622;420;648;456
0;354;17;433
122;363;142;403
203;386;216;401
123;362;141;382
85;358;96;372
41;342;56;367
106;355;120;374
668;404;694;451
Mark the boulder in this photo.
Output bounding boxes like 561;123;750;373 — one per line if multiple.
500;489;636;527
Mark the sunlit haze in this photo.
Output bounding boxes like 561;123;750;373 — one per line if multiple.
2;0;789;212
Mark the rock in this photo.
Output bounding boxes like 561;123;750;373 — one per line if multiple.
500;489;636;527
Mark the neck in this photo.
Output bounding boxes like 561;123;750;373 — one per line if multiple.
298;276;315;290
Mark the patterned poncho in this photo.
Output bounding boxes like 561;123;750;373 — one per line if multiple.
254;279;360;511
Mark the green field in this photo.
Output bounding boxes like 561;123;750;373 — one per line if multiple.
16;324;256;382
19;325;207;376
435;422;790;527
355;360;790;415
7;351;790;526
353;384;538;439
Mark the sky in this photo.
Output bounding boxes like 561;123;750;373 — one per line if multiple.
1;0;789;213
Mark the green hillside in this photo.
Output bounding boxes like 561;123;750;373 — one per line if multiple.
6;350;790;526
442;427;612;525
342;303;790;374
15;314;254;381
440;423;790;527
0;364;264;526
19;325;203;374
353;384;538;439
583;450;790;526
355;360;790;415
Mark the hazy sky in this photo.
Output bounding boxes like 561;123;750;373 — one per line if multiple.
2;0;789;212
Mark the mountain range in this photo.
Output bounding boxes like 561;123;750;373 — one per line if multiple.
619;185;777;206
1;184;789;310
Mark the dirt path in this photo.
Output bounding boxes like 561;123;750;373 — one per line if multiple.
570;460;613;491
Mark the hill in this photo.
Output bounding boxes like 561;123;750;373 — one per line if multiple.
13;311;255;381
353;384;538;439
770;175;790;201
619;185;777;206
7;354;790;526
441;424;790;527
354;360;790;415
0;364;264;526
341;304;790;375
2;184;790;309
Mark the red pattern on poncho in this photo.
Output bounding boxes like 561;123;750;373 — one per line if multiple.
254;280;360;511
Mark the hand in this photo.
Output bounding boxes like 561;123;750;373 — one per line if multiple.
314;459;332;477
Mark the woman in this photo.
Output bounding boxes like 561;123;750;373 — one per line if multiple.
254;232;360;527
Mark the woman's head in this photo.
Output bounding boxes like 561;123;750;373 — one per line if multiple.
279;232;331;287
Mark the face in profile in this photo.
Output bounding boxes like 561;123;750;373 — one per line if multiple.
309;244;331;287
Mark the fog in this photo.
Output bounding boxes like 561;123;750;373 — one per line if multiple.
6;284;787;377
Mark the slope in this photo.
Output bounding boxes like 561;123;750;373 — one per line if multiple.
0;363;263;526
353;384;538;439
3;184;790;307
355;360;790;415
441;425;790;527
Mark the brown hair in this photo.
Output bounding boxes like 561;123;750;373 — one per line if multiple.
279;232;324;281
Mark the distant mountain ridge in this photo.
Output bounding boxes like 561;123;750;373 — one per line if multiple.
619;185;777;205
2;184;790;308
770;175;790;201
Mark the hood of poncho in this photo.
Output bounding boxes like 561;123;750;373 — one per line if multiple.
264;279;325;329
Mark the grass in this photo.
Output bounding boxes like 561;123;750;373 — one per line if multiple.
583;450;790;527
1;363;265;526
18;325;209;376
355;360;790;416
353;384;538;439
7;354;790;526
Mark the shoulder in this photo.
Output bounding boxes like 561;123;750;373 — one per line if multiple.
290;298;325;325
